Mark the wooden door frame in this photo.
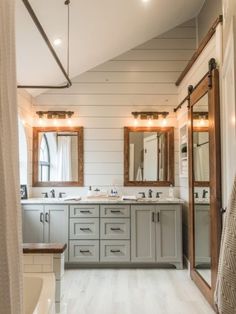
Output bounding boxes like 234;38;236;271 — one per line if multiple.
188;59;222;307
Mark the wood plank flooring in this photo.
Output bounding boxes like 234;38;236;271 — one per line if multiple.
61;269;214;314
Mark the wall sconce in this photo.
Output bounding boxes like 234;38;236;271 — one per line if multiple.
193;112;209;127
36;111;74;119
131;111;169;126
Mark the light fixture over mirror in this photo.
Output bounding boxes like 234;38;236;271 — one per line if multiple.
131;111;169;127
36;111;74;120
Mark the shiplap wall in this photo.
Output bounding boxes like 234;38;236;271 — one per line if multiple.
177;25;222;258
30;19;196;196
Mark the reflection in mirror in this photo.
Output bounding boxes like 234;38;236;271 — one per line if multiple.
193;131;209;182
38;132;78;182
33;127;83;186
124;127;174;186
129;132;167;181
192;93;211;286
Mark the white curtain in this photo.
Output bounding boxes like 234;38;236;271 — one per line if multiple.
0;1;23;313
57;136;72;181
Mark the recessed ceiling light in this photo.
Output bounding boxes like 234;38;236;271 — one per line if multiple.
53;38;62;46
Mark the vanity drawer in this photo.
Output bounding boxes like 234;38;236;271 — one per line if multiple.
100;218;130;240
69;240;99;262
100;205;130;218
70;218;99;240
100;240;130;262
70;205;99;218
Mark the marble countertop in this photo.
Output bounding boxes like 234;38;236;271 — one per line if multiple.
21;196;185;205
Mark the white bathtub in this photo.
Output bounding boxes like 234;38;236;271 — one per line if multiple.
23;273;55;314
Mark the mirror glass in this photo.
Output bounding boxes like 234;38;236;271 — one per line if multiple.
38;131;78;182
33;127;83;186
192;93;211;286
124;127;174;186
129;131;167;181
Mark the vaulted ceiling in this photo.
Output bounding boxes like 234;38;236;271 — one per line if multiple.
15;0;205;95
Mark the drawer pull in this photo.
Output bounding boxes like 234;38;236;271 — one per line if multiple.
110;210;121;213
110;227;121;231
110;249;121;253
80;228;91;231
80;249;90;253
80;210;91;213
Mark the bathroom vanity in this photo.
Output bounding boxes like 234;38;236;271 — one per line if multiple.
22;198;183;269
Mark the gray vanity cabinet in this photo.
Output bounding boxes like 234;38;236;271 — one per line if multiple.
22;204;69;261
23;205;44;243
131;204;183;268
156;205;182;267
131;205;156;262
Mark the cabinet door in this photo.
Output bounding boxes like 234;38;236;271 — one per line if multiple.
22;205;44;243
156;205;182;264
44;205;69;261
131;205;155;262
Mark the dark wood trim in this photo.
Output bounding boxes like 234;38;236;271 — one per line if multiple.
124;126;175;186
175;15;223;87
32;126;84;187
188;69;222;307
23;243;67;254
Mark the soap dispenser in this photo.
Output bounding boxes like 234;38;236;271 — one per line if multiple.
168;184;174;199
87;186;93;197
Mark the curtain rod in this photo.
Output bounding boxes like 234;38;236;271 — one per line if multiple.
17;0;72;89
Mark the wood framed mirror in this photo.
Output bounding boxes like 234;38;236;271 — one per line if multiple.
188;59;222;306
124;126;174;186
32;127;84;187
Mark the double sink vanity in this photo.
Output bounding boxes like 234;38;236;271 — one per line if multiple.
22;196;184;269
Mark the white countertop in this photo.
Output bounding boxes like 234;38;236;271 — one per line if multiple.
21;196;184;205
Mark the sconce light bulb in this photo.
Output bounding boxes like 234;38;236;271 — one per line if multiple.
199;118;205;126
38;118;44;126
148;117;153;126
67;118;72;126
53;119;58;126
162;118;167;126
134;118;138;126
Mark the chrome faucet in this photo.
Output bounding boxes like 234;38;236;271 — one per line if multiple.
50;189;56;198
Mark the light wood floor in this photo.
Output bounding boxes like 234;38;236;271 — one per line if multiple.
62;269;214;314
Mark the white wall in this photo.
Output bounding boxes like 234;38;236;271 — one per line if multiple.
29;20;196;197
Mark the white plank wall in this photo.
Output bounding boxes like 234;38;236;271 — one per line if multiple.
32;19;196;194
